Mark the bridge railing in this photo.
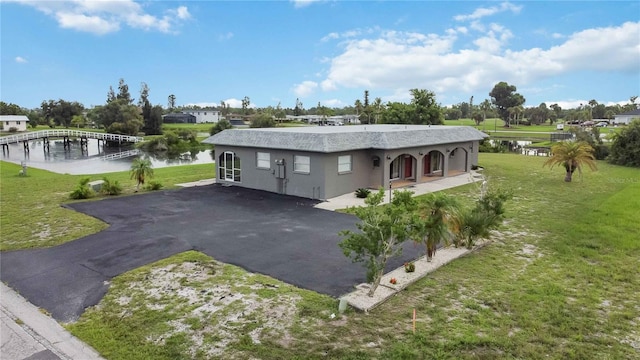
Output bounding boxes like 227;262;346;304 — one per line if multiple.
0;130;143;145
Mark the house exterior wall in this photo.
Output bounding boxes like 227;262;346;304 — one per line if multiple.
0;120;28;131
183;110;221;123
214;140;481;200
214;146;328;199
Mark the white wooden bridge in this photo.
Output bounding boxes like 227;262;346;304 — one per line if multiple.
0;130;143;145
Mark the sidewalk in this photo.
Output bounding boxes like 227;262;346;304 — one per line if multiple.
315;170;485;211
0;283;103;360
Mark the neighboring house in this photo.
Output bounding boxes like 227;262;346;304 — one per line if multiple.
203;124;488;200
182;109;221;123
0;115;29;131
163;113;196;124
613;109;640;125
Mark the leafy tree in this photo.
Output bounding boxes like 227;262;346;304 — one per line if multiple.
354;99;363;117
372;97;383;124
130;158;154;191
414;193;459;261
250;113;276;128
339;189;416;296
242;96;251;116
0;101;26;115
40;99;84;127
210;119;233;135
95;81;143;135
380;102;412;124
410;89;444;125
70;114;86;128
293;98;304;116
471;111;484;126
543;141;597;182
139;83;163;135
117;78;133;104
168;94;176;110
274;102;286;123
608;119;640;167
489;82;525;127
360;90;372;124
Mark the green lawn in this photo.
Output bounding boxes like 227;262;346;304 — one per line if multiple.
55;154;640;359
0;161;214;251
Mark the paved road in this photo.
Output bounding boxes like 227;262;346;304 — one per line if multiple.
1;185;424;322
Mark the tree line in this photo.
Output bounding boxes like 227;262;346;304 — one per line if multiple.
2;81;638;135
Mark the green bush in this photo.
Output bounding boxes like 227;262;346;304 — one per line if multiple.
355;188;371;198
101;177;122;196
144;180;163;191
69;178;94;199
8;127;18;133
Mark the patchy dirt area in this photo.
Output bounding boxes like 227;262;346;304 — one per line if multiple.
104;258;308;358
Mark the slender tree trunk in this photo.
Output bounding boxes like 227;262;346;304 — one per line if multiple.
368;269;383;297
564;171;573;182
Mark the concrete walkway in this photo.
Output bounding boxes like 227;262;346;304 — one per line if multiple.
315;170;485;211
0;283;103;360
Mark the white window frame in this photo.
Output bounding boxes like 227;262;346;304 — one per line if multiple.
257;152;270;169
338;155;352;174
294;155;310;174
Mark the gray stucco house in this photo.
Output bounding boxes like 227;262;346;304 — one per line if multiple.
203;125;488;200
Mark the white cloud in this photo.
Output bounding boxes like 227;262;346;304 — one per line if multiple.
454;2;522;22
15;56;28;63
552;33;564;39
293;81;319;97
9;0;191;35
218;32;234;41
314;22;639;103
291;0;322;9
322;99;344;107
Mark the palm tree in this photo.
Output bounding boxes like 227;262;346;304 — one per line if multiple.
415;193;459;261
543;141;597;182
130;158;154;191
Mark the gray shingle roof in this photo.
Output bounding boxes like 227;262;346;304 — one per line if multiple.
203;125;488;153
0;115;29;122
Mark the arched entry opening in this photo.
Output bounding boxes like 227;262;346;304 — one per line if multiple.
218;151;241;182
389;154;416;184
423;150;444;177
448;147;467;176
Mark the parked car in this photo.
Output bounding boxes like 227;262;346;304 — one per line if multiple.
596;122;608;127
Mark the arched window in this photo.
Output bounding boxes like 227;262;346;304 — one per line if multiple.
218;151;241;182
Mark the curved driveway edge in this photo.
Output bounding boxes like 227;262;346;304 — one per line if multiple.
0;185;424;322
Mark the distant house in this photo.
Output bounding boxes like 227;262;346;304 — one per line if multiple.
0;115;29;132
613;109;640;125
203;125;487;200
163;113;196;124
182;110;221;123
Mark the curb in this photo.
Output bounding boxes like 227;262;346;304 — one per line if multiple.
0;283;104;360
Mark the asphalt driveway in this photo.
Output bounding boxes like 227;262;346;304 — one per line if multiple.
0;185;424;322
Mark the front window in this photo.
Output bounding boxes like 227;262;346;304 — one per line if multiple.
257;152;270;169
218;151;241;182
338;155;352;173
294;155;310;174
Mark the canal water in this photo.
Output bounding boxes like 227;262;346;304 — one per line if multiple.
1;138;214;175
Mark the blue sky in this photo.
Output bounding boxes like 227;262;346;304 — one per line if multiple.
1;1;639;111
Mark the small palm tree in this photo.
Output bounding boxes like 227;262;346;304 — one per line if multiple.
543;141;597;182
130;158;154;191
415;193;459;261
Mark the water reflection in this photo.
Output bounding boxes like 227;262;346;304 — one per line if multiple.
1;138;214;175
487;140;550;156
